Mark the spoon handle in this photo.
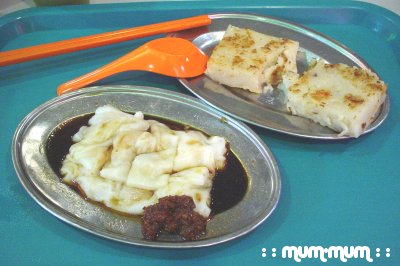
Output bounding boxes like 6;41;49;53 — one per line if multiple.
56;45;149;95
0;15;211;66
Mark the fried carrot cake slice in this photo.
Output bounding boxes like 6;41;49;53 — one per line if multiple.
286;60;387;137
205;25;299;93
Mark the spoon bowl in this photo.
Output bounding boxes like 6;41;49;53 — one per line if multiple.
57;38;208;95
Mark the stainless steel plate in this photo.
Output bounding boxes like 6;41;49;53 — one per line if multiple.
12;86;280;248
172;13;390;139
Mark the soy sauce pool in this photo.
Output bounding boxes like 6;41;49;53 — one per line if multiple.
46;113;248;215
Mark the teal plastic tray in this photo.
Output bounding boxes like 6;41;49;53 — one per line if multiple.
1;1;399;265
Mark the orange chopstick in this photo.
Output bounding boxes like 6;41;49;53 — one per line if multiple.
0;15;211;67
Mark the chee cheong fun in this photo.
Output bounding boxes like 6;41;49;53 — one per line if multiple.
60;105;227;218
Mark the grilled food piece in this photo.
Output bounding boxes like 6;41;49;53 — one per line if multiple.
286;60;387;137
205;25;299;93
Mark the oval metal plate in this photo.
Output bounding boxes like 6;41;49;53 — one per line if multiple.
12;86;281;248
172;13;390;139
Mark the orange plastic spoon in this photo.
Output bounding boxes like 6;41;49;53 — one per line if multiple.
57;37;207;95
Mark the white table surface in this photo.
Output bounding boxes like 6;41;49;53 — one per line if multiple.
1;0;399;17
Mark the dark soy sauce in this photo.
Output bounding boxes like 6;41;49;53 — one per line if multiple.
210;151;248;215
46;115;92;176
46;113;248;215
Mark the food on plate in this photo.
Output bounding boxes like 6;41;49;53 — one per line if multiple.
204;25;387;137
205;25;299;93
56;105;248;240
60;105;227;218
285;60;387;137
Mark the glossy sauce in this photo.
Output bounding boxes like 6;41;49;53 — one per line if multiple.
46;113;248;215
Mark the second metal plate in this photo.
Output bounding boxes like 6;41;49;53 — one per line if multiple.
172;13;390;139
